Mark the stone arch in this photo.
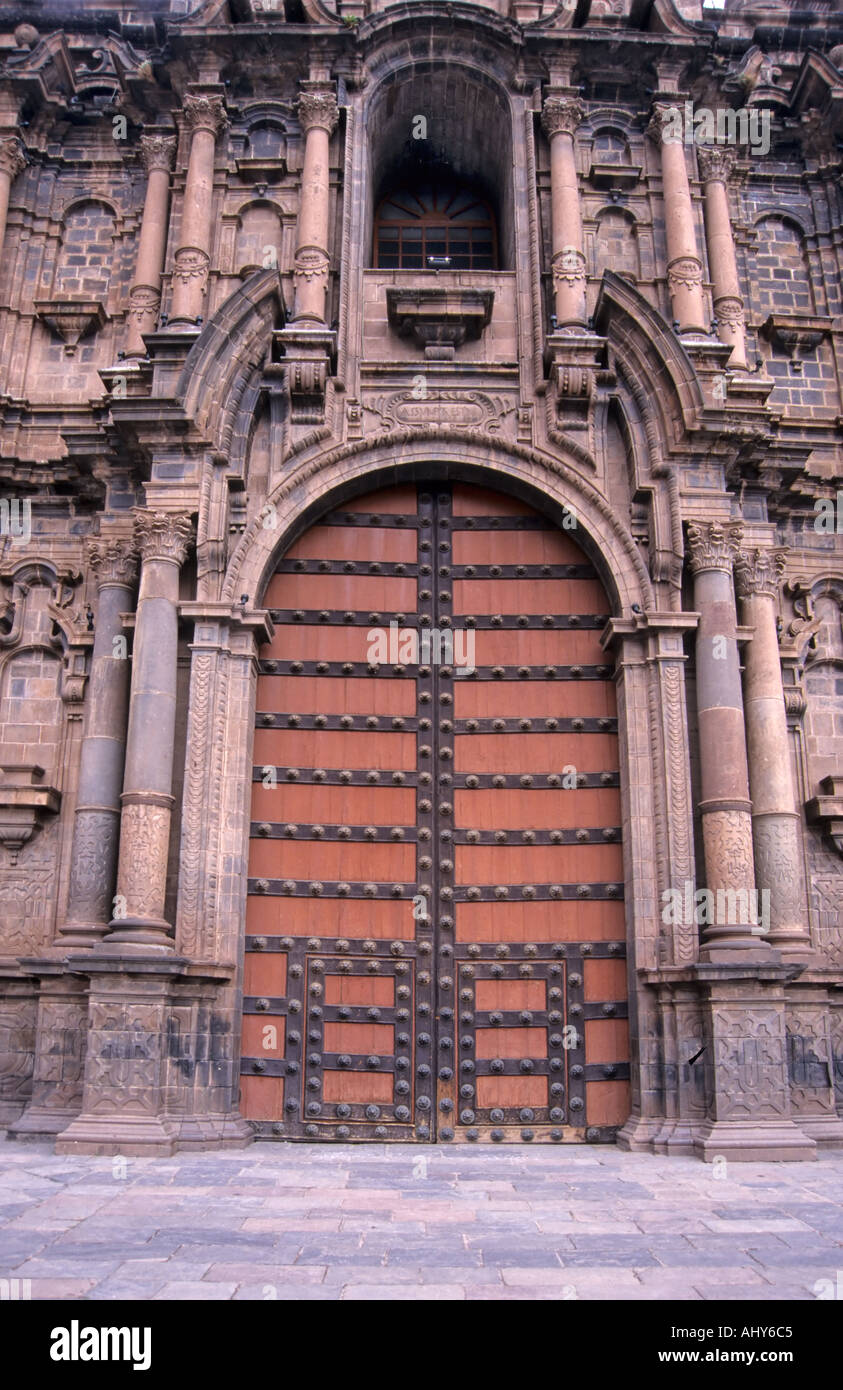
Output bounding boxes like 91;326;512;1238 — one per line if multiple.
223;430;653;616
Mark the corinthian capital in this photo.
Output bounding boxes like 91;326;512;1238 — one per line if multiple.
133;509;194;566
182;94;227;139
686;520;744;576
646;103;683;146
734;547;787;600
0;136;27;181
86;537;139;589
297;89;339;136
697;144;736;185
139;133;177;173
541;97;585;140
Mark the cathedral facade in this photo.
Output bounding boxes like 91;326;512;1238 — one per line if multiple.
0;0;841;1159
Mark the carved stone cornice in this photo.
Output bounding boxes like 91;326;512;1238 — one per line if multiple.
541;97;585;140
133;510;194;567
297;90;339;137
734;547;787;601
182;94;227;139
697;144;737;185
139;133;177;174
0;135;27;181
86;538;139;590
685;520;744;576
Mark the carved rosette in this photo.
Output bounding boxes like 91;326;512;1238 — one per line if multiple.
182;94;227;139
0;135;27;181
696;144;737;185
133;510;194;567
297;90;339;137
551;248;587;286
86;537;138;590
667;255;703;294
541;97;585;141
139;133;176;174
686;520;744;576
734;547;787;601
171;246;210;290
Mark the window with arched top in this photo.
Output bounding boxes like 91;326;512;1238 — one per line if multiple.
374;180;497;271
593;131;629;165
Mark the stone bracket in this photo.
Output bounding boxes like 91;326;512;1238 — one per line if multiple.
386;288;494;360
806;775;843;857
0;764;61;864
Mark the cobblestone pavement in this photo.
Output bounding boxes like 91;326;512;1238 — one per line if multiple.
1;1140;841;1301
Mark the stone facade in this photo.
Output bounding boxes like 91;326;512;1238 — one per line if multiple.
0;0;841;1158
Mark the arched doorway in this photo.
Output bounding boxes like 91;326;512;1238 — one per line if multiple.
240;481;629;1143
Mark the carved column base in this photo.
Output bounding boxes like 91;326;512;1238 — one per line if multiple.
56;1111;179;1157
7;966;87;1138
693;1118;816;1163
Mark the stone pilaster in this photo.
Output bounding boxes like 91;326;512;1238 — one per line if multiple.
734;546;813;959
541;97;587;328
100;510;193;953
125;134;176;357
0;135;26;259
291;86;338;325
168;94;226;329
647;106;707;335
686;521;767;957
697;145;749;371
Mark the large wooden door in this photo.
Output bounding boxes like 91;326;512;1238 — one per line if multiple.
240;482;629;1143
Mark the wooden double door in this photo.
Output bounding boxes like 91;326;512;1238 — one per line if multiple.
240;482;629;1143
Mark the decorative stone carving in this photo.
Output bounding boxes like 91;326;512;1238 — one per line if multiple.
0;764;61;864
541;97;585;140
735;546;787;601
297;90;339;136
127;285;160;328
386;287;494;356
701;810;756;906
713;295;745;328
116;797;173;923
667;256;704;293
139;133;176;173
686;520;743;575
171;245;210;289
0;136;27;181
133;509;194;566
551;249;587;287
183;94;227;138
696;145;736;184
292;246;329;290
806;776;843;857
33;299;107;352
65;809;119;925
86;537;138;589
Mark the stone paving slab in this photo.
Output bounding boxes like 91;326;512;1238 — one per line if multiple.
0;1139;841;1301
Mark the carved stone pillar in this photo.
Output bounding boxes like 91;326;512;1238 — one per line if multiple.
541;97;587;328
697;146;749;371
57;538;138;947
734;547;812;958
686;521;767;957
647;106;707;335
125;134;177;357
0;135;26;257
291;86;338;325
100;510;193;952
168;94;226;329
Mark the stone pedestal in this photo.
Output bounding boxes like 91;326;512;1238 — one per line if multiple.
7;964;87;1138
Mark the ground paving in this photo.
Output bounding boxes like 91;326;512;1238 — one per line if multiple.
0;1140;840;1301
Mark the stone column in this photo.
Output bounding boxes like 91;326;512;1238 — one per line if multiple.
125;133;177;358
0;135;26;255
686;521;767;956
541;97;587;329
291;86;339;324
57;538;138;947
168;94;227;329
734;547;812;957
647;106;707;335
697;146;749;371
100;510;193;953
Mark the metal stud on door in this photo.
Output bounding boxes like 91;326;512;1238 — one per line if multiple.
240;482;629;1141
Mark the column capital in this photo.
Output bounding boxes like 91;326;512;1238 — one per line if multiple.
182;93;227;139
697;143;737;185
0;135;27;180
297;88;339;136
686;520;744;576
133;509;194;566
139;132;177;173
646;102;684;146
86;537;139;590
541;97;585;140
734;546;787;600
